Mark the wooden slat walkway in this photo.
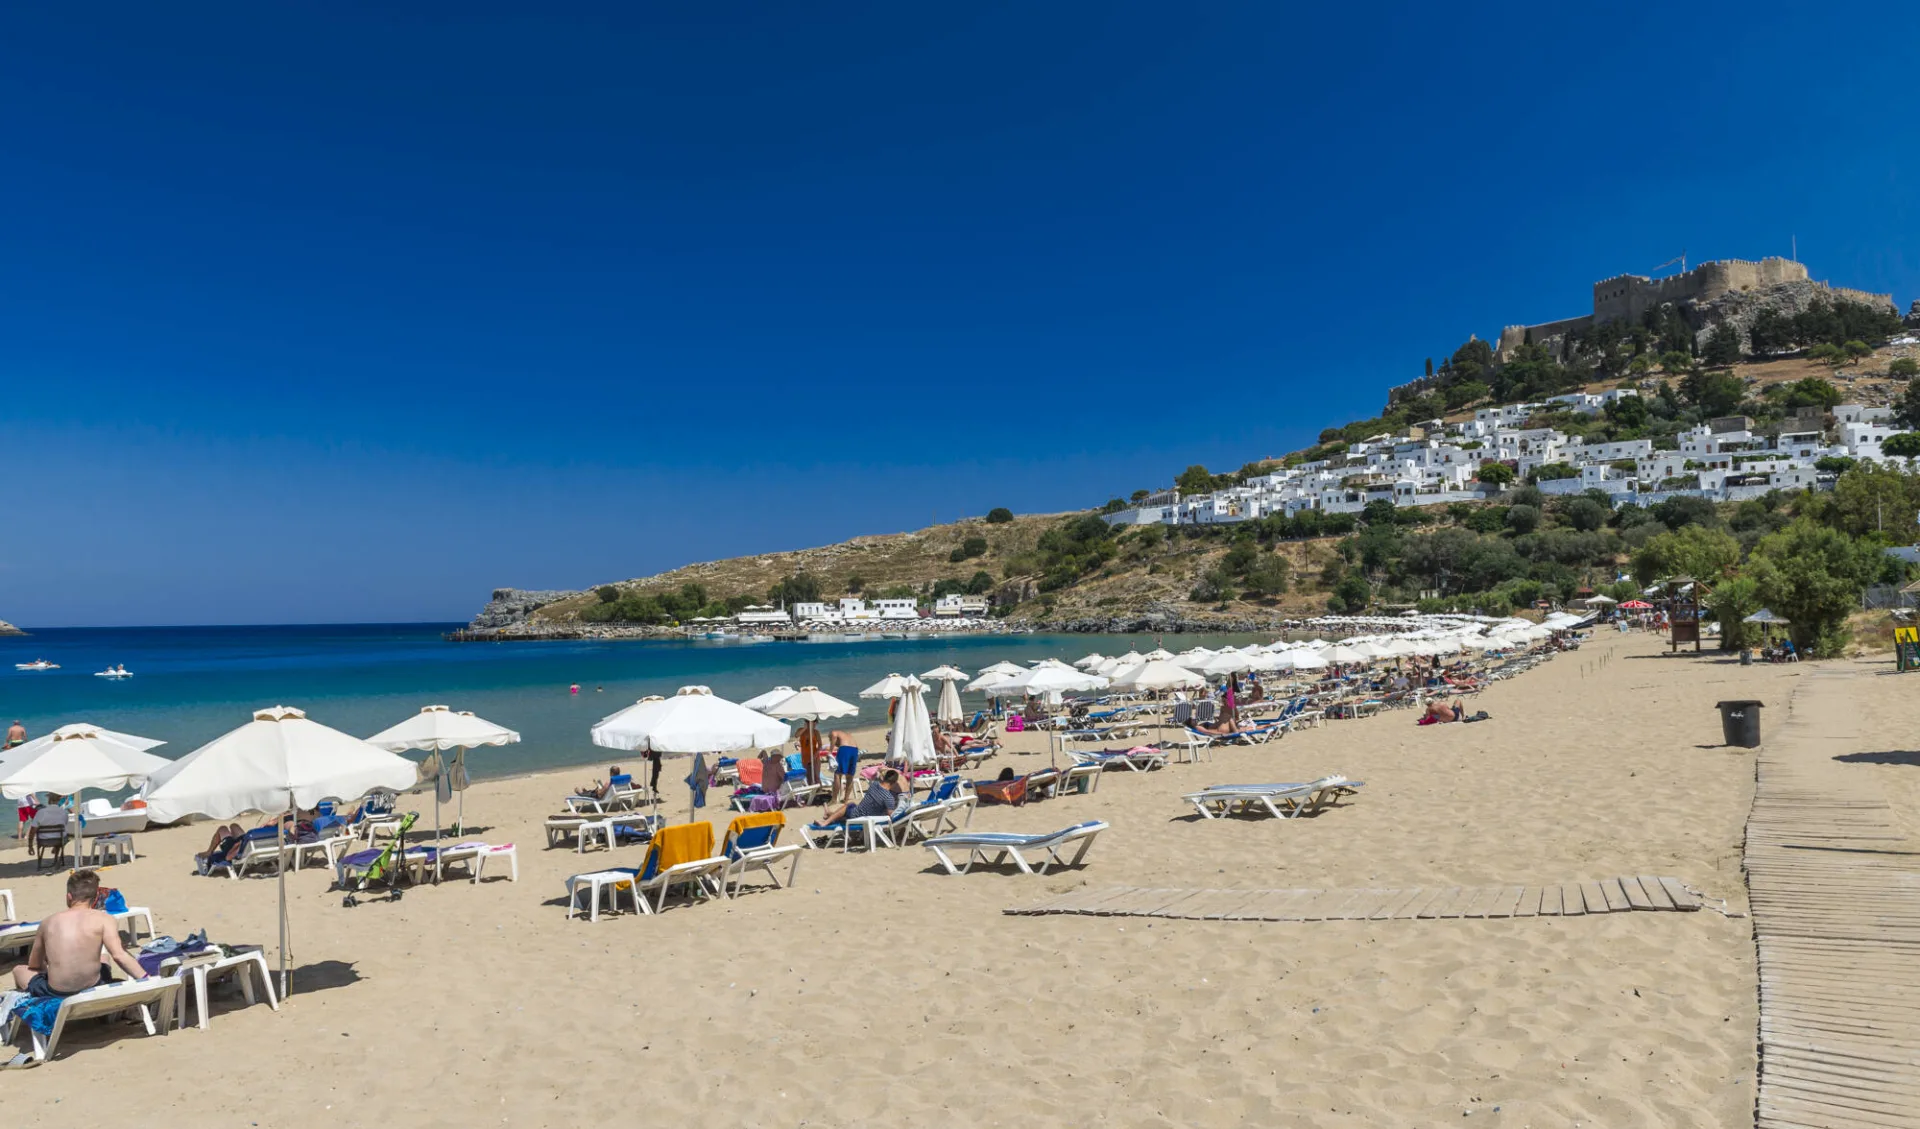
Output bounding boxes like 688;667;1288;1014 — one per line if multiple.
1005;875;1704;920
1751;669;1920;1129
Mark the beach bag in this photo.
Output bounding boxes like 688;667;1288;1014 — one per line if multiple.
94;887;128;914
1005;716;1025;733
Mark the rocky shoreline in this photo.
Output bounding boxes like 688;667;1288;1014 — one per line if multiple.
0;619;25;636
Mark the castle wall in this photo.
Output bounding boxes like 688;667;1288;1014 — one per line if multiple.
1592;257;1809;325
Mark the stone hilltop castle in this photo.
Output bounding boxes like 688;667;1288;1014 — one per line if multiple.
1493;256;1896;362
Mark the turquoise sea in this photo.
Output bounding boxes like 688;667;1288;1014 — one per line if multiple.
0;624;1263;783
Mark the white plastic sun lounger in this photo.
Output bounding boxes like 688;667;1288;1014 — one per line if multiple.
921;820;1109;875
3;974;184;1061
0;889;13;922
1184;776;1364;820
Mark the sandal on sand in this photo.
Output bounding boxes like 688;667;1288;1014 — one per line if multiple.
0;1053;41;1070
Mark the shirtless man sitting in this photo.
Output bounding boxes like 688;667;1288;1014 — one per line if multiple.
11;870;149;998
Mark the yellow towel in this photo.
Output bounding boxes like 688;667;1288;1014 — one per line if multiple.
654;821;716;872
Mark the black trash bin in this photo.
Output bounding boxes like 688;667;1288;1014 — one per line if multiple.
1716;700;1764;748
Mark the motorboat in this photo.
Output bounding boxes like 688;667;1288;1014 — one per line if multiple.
94;668;134;679
15;660;59;671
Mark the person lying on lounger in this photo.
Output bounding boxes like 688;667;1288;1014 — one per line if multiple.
1191;717;1261;737
575;767;623;800
819;769;911;825
12;870;148;998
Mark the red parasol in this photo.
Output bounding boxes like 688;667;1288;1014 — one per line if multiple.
1619;600;1653;609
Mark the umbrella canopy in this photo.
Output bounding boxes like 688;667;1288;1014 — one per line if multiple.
1072;653;1106;669
1319;644;1371;665
978;661;1026;677
590;686;790;754
889;676;936;767
1584;594;1618;605
1743;608;1790;625
1284;650;1330;671
144;707;417;821
859;673;913;700
1106;659;1207;692
1346;639;1392;659
1173;647;1216;662
965;670;1021;693
997;665;1109;696
935;677;963;724
1143;648;1175;661
1192;650;1258;676
1619;600;1653;610
762;686;860;721
920;664;969;682
365;705;520;753
739;686;798;712
0;726;171;800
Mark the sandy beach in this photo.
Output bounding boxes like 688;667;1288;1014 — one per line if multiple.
1;631;1793;1126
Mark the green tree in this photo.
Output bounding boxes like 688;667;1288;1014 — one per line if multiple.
1889;357;1919;379
1776;376;1843;410
1807;342;1845;365
1681;368;1745;416
1704;575;1763;651
1748;519;1881;656
1884;433;1920;459
1176;465;1219;493
1240;556;1291;599
1630;525;1740;585
1659;350;1696;374
1814;464;1920;540
1329;573;1371;613
1444;379;1489;410
844;573;864;594
966;570;995;595
595;585;620;604
1900;380;1920;428
1476;461;1515;487
766;573;821;607
985;507;1014;524
1845;339;1874;360
1702;323;1743;367
1563;497;1609;532
1505;504;1542;534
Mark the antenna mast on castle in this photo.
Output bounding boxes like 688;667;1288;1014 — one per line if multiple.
1651;251;1687;276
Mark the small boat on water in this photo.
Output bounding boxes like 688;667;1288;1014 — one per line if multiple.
94;668;134;679
15;660;59;671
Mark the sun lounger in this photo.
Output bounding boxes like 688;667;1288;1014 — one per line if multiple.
1183;775;1365;820
719;813;802;897
159;947;279;1030
1068;747;1168;773
565;822;727;919
920;821;1109;875
3;974;184;1061
801;805;910;852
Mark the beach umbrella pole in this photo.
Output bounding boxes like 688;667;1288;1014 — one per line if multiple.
278;786;292;999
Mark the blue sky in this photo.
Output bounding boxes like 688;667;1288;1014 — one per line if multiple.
4;3;1917;626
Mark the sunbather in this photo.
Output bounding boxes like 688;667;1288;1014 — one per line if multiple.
1191;717;1260;737
575;766;623;800
819;769;911;825
1422;700;1462;724
10;870;148;997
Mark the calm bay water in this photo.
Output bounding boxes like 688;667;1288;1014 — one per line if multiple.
0;624;1263;782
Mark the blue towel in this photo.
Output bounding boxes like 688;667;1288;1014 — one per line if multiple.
7;993;60;1037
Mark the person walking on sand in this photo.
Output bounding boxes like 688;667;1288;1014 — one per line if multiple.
12;870;149;997
4;720;25;749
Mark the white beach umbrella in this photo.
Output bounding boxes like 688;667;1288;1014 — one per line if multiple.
1072;653;1106;669
1174;647;1216;662
965;670;1020;693
1347;639;1392;659
935;678;963;725
761;687;859;785
1143;648;1175;661
978;661;1026;677
1106;659;1207;692
0;728;170;797
999;665;1109;698
144;706;419;998
888;676;936;768
1193;651;1257;676
591;686;791;754
859;673;913;700
920;665;970;682
739;686;798;712
1286;650;1329;671
365;706;521;842
0;725;171;869
1319;644;1370;665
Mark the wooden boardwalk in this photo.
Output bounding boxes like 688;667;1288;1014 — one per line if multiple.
1005;876;1704;921
1750;669;1920;1129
